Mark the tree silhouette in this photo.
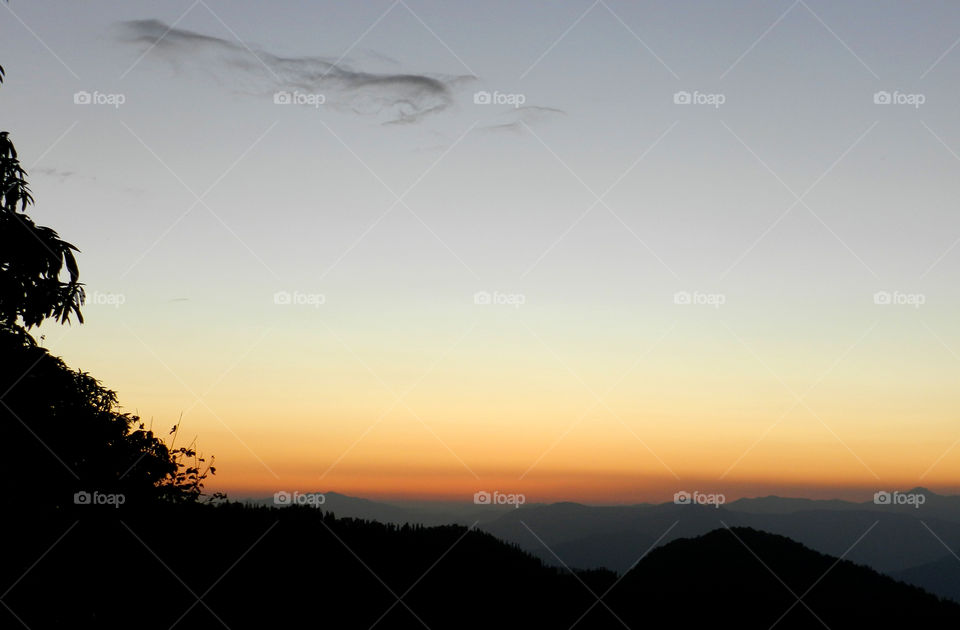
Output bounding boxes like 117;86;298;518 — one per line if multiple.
0;81;85;330
0;60;213;507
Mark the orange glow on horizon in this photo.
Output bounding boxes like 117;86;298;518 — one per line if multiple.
51;304;960;506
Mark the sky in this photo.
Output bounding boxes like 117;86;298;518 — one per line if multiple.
4;0;960;503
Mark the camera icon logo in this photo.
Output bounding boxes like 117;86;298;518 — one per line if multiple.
873;291;891;305
473;291;492;305
473;91;492;105
873;490;891;505
474;490;492;505
673;91;691;105
73;490;92;505
273;291;292;305
274;490;292;505
673;490;691;505
74;91;92;105
673;291;692;305
273;91;292;105
873;91;891;105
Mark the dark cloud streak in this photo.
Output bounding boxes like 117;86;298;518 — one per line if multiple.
116;19;473;123
481;105;566;133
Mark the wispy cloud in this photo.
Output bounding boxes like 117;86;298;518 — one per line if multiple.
33;167;79;181
115;19;474;123
482;106;566;133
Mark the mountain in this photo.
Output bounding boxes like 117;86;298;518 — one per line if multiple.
735;511;960;573
728;487;960;522
894;552;960;603
483;502;729;569
245;491;428;523
727;495;863;514
6;504;958;628
4;503;604;629
480;491;960;574
243;491;524;526
607;527;960;628
243;489;960;586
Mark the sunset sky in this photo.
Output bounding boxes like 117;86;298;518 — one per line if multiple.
6;0;960;503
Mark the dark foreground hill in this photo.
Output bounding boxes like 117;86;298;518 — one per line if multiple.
3;506;958;629
607;527;959;628
1;504;610;629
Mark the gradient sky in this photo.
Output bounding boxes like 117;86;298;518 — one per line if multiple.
5;0;960;503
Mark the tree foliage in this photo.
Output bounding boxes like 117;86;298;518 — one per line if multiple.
0;60;215;506
0;124;85;328
0;326;216;507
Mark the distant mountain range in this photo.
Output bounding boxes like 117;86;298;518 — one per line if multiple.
246;487;960;602
244;491;526;525
893;553;960;603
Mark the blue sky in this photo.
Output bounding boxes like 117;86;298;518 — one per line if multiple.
4;0;960;500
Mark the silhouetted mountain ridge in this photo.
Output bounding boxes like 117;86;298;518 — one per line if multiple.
244;490;525;525
7;504;958;628
610;526;960;628
480;490;960;575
